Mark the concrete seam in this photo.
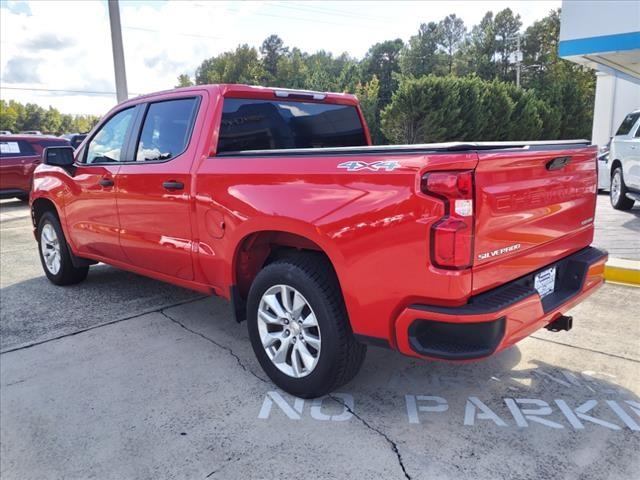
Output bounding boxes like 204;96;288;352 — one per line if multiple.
328;394;412;480
0;296;206;355
158;309;270;384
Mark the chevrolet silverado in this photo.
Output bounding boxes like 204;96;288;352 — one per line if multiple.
30;84;607;397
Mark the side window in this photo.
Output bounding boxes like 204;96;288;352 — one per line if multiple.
0;140;36;157
615;112;640;136
85;107;134;164
135;98;198;162
634;121;640;138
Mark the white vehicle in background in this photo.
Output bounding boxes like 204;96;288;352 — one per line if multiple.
597;142;610;190
609;109;640;210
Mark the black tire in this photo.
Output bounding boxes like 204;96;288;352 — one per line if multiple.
610;167;635;210
37;211;89;285
247;252;366;398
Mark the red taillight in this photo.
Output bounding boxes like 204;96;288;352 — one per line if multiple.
421;170;474;269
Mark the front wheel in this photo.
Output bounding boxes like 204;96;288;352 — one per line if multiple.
247;252;366;398
37;211;89;285
610;167;635;210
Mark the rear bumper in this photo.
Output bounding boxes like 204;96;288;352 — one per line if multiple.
394;246;607;360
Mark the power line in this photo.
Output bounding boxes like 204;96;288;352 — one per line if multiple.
0;86;144;96
263;1;389;24
122;25;223;40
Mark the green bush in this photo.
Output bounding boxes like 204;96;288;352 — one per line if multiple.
380;75;554;144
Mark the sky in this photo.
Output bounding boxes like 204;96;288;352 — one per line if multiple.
0;0;561;116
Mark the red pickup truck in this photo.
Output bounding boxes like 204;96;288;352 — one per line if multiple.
31;84;607;398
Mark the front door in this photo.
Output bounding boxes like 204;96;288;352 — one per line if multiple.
65;106;136;262
116;96;200;280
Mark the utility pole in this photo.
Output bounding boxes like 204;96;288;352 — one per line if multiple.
108;0;128;103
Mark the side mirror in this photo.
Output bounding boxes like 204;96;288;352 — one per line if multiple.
43;146;75;167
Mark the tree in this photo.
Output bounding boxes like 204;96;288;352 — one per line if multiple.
381;76;463;144
400;22;442;77
0;100;99;135
195;45;265;85
260;34;288;82
438;14;466;74
176;74;194;87
355;76;380;143
521;9;594;138
275;47;309;88
381;75;551;144
362;39;404;106
42;106;62;134
494;8;522;81
463;12;497;80
0;100;19;132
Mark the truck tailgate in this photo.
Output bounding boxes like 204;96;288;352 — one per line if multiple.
472;145;598;294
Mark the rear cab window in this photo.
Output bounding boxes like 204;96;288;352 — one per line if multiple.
217;98;367;153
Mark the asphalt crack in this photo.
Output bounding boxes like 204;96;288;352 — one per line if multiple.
159;309;269;384
328;394;412;480
0;296;205;355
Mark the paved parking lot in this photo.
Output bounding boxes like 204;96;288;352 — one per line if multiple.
593;193;640;260
1;199;639;480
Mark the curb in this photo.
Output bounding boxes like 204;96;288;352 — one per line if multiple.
605;257;640;286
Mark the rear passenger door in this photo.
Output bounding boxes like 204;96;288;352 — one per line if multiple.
116;96;201;280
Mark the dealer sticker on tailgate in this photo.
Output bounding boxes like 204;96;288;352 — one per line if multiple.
534;266;556;298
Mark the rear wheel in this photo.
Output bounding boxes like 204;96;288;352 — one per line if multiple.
610;167;635;210
37;211;89;285
247;252;366;398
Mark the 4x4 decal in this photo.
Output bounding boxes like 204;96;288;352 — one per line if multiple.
337;160;401;172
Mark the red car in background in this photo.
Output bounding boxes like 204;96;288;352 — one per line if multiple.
0;135;71;201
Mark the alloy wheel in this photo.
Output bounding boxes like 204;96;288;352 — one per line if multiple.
257;284;321;378
41;223;61;275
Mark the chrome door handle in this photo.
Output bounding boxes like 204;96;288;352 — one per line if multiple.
98;178;114;187
162;180;184;190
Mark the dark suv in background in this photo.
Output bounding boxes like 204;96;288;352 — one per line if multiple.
61;133;88;150
0;135;71;201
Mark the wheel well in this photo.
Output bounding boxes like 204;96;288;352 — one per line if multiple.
610;159;622;177
233;231;332;319
31;198;59;228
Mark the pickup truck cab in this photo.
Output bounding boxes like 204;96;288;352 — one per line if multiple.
31;84;607;398
608;109;640;210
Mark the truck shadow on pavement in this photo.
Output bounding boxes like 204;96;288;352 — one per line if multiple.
0;264;200;351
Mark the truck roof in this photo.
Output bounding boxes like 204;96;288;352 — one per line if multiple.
121;84;360;108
